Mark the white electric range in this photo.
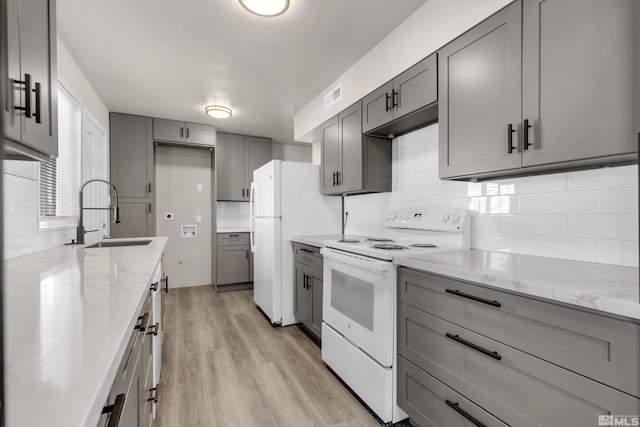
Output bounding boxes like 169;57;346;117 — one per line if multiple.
320;207;470;424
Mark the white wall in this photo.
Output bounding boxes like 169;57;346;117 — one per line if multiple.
3;37;109;259
272;143;312;163
294;0;511;140
344;125;639;267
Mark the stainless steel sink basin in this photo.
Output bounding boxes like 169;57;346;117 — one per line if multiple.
85;239;152;249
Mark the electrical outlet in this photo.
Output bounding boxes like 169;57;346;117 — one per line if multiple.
164;212;174;220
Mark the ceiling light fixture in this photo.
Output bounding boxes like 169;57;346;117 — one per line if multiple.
239;0;289;18
205;105;232;119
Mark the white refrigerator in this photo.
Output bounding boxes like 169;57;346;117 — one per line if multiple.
250;160;342;326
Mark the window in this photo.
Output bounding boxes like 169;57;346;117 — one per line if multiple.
39;84;80;229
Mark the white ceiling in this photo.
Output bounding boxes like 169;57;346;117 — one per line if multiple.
56;0;428;145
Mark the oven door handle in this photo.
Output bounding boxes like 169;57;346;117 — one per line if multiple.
320;248;389;273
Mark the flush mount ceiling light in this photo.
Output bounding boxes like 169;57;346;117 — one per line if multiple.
239;0;289;17
205;105;232;119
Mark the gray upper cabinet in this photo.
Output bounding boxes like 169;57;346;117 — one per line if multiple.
152;118;216;147
319;116;340;194
216;133;272;201
110;113;154;199
438;1;522;179
439;0;639;180
320;101;391;195
362;54;437;136
520;0;639;167
2;0;57;159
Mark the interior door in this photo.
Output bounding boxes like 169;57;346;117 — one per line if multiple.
81;108;108;240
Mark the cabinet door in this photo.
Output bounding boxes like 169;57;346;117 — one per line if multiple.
522;0;639;167
361;81;393;133
394;54;437;120
111;199;154;238
4;0;22;143
217;245;250;284
294;262;309;325
110;113;154;198
153;118;185;143
216;133;246;201
309;268;323;339
186;122;216;146
438;1;522;178
245;136;272;197
338;101;363;193
17;0;57;156
320;116;340;194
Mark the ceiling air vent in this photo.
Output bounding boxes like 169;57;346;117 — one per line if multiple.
324;84;342;110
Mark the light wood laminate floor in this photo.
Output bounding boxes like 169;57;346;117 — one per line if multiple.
155;286;381;427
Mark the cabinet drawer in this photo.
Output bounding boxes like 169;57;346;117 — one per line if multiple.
293;243;322;270
398;267;640;398
217;232;249;247
398;303;640;426
398;356;515;427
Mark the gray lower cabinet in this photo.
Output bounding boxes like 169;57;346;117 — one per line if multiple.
110;113;154;238
216;133;272;201
216;233;252;290
3;0;58;159
293;243;323;339
362;54;437;136
397;267;640;427
439;0;639;180
102;291;155;427
319;101;391;196
111;199;154;239
152;118;216;147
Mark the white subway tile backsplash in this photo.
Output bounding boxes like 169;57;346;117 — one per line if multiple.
596;240;639;267
568;214;638;240
341;123;637;267
499;214;567;236
471;232;519;253
519;191;597;214
518;235;597;263
568;165;637;190
597;188;638;214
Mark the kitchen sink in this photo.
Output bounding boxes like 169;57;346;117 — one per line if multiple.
85;239;153;249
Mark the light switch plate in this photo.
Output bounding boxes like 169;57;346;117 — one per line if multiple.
196;215;202;223
197;183;203;192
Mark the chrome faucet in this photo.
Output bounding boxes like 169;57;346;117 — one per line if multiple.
76;179;121;244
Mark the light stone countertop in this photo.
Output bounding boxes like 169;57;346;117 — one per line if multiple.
289;234;366;248
4;236;168;427
394;249;640;322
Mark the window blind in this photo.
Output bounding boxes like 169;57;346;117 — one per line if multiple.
39;84;79;219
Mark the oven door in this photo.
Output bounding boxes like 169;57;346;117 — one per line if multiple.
321;248;395;367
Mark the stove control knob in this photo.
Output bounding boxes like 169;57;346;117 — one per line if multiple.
441;213;450;222
388;213;397;221
451;214;460;223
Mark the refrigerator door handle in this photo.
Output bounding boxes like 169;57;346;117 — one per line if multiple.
249;182;256;252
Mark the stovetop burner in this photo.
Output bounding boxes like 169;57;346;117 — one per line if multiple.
371;243;408;250
338;239;360;243
410;243;438;248
366;238;394;242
